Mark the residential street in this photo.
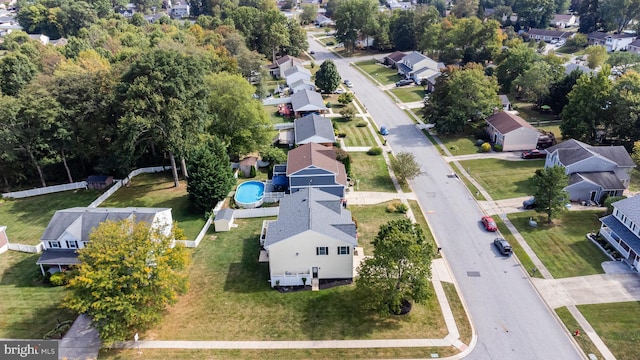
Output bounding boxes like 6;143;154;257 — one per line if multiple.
307;36;584;359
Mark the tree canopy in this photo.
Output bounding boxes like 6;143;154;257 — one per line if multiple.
65;218;190;344
532;165;570;223
315;60;341;93
390;152;422;184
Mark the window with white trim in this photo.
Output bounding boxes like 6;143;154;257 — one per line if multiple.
316;247;328;255
337;246;350;255
48;241;60;249
66;240;78;249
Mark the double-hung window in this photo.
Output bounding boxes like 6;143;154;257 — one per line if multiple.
337;246;350;255
316;247;328;255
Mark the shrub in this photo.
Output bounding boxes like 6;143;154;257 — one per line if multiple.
43;320;74;339
386;203;397;213
326;102;332;108
50;272;66;286
493;144;503;152
326;41;335;46
480;143;491;152
367;146;382;155
356;121;368;127
338;132;347;138
249;166;257;178
395;203;408;213
475;139;485;146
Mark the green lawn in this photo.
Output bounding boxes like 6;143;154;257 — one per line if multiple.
512;100;558;123
403;109;421;124
350;202;409;254
578;302;640;360
354;59;401;85
334;118;376;147
555;307;604;359
450;163;486;201
442;282;472;345
318;36;337;45
349;152;396;192
0;251;75;338
458;158;543;200
493;217;541;278
630;170;640;192
439;135;481;155
389;86;425;103
99;172;208;240
263;105;293;125
145;217;449;343
507;210;609;278
0;190;101;245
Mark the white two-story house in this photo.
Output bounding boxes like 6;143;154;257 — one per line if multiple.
588;32;636;52
396;51;444;91
598;195;640;271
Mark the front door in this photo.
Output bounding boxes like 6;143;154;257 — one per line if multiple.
590;191;597;202
312;267;318;279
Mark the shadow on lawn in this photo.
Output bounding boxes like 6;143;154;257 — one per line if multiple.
223;236;271;293
2;300;75;339
0;252;48;287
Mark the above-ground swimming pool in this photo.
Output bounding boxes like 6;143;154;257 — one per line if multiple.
234;181;265;209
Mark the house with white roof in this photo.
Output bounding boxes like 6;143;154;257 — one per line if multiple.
284;65;312;87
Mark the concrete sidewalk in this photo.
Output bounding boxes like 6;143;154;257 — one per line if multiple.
58;314;100;360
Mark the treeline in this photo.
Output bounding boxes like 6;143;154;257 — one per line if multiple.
2;0;307;191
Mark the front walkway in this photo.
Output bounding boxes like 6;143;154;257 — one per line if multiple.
58;314;100;360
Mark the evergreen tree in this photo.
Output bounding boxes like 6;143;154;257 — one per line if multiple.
314;60;341;93
186;136;235;213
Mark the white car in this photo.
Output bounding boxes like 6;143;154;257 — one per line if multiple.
344;80;354;88
334;88;346;94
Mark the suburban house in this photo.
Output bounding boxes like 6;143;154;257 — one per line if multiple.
598;195;640;271
485;111;540;151
261;188;357;288
35;207;173;275
289;78;316;94
628;39;640;54
290;89;328;117
588;32;636;52
28;34;49;45
294;114;336;146
396;51;444;91
268;55;302;78
544;139;635;203
315;14;334;27
383;51;406;68
553;14;578;28
286;142;347;197
526;28;574;42
564;62;595;75
499;95;512;111
284;65;312;87
169;3;190;18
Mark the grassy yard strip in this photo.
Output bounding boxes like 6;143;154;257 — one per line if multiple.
422;130;443;153
147;217;449;342
0;190;100;245
403;109;421;124
353;59;401;85
578;302;640;360
0;251;75;338
507;211;609;278
387;152;412;193
441;282;472;345
349;152;396;192
317;36;337;45
334;118;376;147
493;217;541;278
458;158;543;200
100;346;458;359
438;135;480;156
389;86;425;103
450;163;485;201
350;202;408;254
99;172;207;240
555;306;604;359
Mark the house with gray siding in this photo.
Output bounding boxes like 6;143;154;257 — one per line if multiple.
598;195;640;271
286;142;347;198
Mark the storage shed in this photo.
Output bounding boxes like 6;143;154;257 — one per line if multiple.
239;156;258;178
86;175;114;190
214;208;235;232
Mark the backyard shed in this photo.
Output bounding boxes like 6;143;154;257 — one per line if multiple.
239;156;258;177
86;175;114;189
214;208;235;232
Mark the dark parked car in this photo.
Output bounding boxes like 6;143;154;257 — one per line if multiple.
494;238;513;256
521;149;548;159
523;197;536;209
395;79;414;87
481;216;498;232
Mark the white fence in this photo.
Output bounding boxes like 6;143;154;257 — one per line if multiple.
271;272;310;287
175;217;213;248
88;166;174;208
2;182;88;199
274;123;294;130
8;243;44;253
233;207;279;219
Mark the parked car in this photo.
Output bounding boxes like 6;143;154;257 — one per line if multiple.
395;79;414;87
481;216;498;232
523;197;537;210
343;79;354;88
380;126;389;136
521;149;548;159
309;50;315;54
334;88;346;94
493;238;513;256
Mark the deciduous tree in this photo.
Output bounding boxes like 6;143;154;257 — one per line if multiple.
65;218;190;344
390;152;421;184
356;218;434;315
584;45;608;69
0;52;37;96
314;59;341;93
532;165;570;223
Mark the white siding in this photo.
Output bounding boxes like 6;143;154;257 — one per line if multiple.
502;127;539;151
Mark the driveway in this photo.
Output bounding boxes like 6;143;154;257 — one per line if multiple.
308;35;583;360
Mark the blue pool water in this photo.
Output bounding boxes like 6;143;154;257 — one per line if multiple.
235;181;265;207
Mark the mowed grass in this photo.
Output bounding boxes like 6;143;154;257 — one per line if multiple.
0;190;101;245
389;86;426;103
334;118;376;147
145;217;449;342
263;105;293;125
578;302;640;360
99;172;208;240
442;282;472;345
101;346;459;359
408;200;436;250
458;158;543;200
555;306;604;359
349;152;396;192
508;210;609;278
493;217;541;278
512;100;558;123
439;135;481;155
317;36;337;45
354;59;401;85
350;202;409;254
0;251;75;338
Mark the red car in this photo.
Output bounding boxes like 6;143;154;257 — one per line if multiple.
521;149;548;159
481;216;498;232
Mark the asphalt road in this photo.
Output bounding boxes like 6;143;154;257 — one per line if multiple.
308;36;584;360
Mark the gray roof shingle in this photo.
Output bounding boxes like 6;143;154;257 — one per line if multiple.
486;111;537;134
612;195;640;225
547;139;634;167
569;172;625;189
294;114;336;144
290;90;327;112
36;250;81;265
